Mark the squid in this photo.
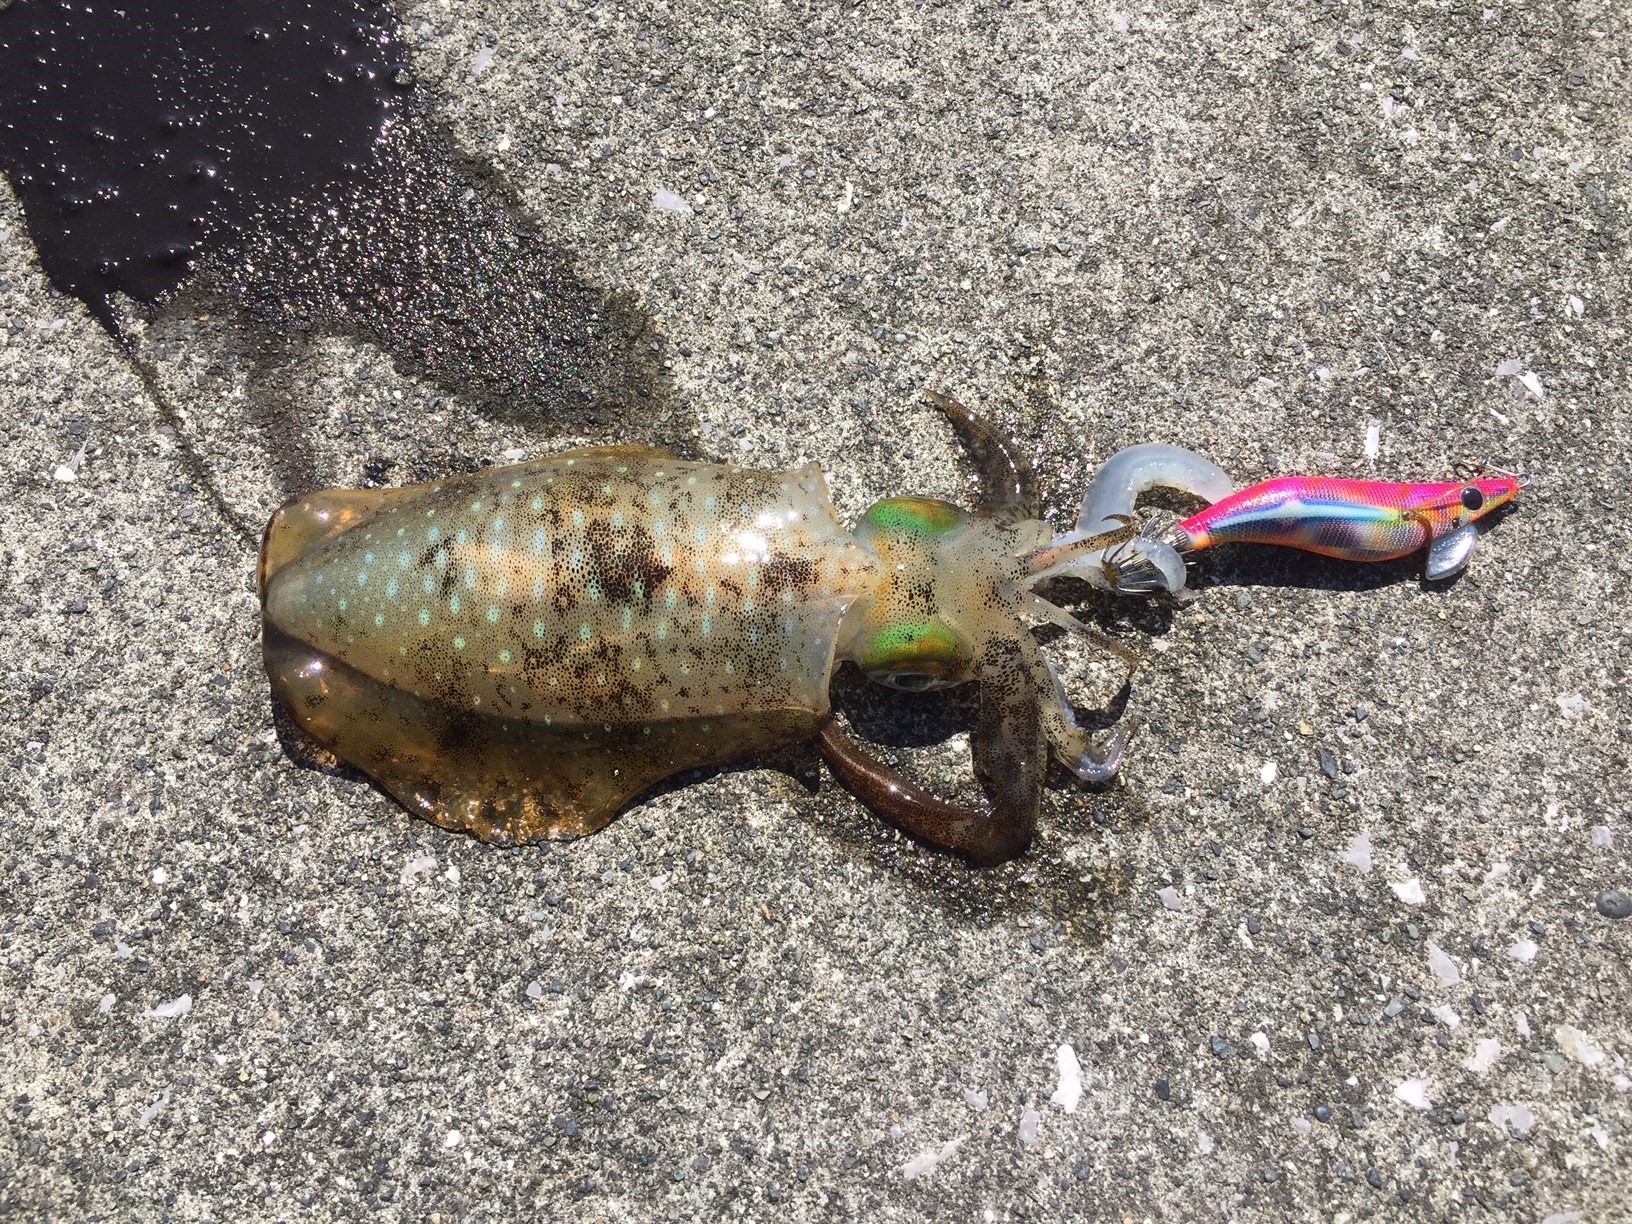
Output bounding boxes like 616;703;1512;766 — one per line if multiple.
259;393;1142;865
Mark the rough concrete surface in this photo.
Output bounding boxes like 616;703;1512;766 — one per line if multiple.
2;1;1629;1220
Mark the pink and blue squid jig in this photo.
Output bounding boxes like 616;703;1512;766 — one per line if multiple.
1093;468;1526;594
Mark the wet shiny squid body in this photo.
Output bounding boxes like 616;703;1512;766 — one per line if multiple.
260;405;1134;866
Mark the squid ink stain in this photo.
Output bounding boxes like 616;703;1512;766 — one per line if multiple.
0;0;670;446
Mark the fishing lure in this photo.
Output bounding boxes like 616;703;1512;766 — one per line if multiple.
1101;468;1527;595
259;394;1136;866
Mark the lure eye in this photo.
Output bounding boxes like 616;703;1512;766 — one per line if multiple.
1460;486;1484;511
870;672;955;693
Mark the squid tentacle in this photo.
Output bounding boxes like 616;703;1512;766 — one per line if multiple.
922;389;1041;525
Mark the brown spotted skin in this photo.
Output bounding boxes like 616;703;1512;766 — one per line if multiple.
260;447;881;843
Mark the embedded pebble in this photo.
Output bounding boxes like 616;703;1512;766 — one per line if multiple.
1594;889;1631;919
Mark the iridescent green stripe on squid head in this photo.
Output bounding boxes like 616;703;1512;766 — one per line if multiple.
858;496;967;540
850;497;981;692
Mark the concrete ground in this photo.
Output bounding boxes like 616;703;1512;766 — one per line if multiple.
2;0;1628;1219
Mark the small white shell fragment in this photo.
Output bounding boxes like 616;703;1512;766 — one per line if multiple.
962;1088;989;1112
1391;877;1426;906
652;187;693;214
1555;692;1590;718
1394;1078;1433;1110
1250;1032;1270;1057
1049;1044;1083;1112
1259;761;1278;785
140;993;192;1021
1432;1005;1460;1028
1364;422;1380;460
1518;371;1545;398
1489;1103;1537;1135
1494;358;1523;377
1516;1011;1531;1039
1555;1025;1606;1067
1156;886;1182;911
400;853;437;885
1568;294;1585;315
1507;939;1538;962
443;1129;463;1150
98;993;116;1014
470;45;495;76
52;437;89;482
1291;1117;1312;1135
1466;1038;1501;1074
1017;1108;1041;1146
1591;826;1613;848
138;1087;171;1129
1338;830;1373;874
1197;1130;1213;1154
1427;942;1462;987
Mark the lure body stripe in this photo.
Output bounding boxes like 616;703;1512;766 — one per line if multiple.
1172;476;1518;563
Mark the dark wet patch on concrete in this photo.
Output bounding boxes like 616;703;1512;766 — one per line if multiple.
0;0;682;491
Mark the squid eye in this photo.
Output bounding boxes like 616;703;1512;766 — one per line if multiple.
1460;486;1484;511
872;672;954;693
